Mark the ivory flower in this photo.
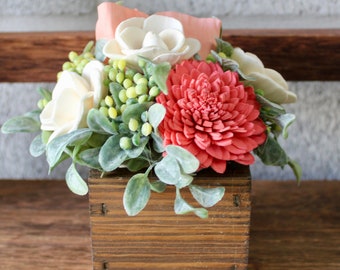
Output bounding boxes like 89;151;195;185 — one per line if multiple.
103;15;201;68
156;60;267;173
231;47;297;104
40;60;106;142
96;2;221;62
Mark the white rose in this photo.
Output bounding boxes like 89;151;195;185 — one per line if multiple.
40;60;106;142
231;47;297;104
103;15;201;68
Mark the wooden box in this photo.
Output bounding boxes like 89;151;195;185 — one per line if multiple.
88;163;251;269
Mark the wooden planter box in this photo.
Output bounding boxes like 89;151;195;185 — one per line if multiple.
88;163;251;270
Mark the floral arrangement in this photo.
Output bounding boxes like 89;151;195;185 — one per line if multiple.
1;2;301;218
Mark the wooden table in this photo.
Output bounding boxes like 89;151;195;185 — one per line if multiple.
0;180;339;270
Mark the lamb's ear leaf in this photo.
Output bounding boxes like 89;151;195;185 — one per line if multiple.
65;163;88;196
123;173;151;216
46;129;92;168
174;188;208;219
1;116;40;133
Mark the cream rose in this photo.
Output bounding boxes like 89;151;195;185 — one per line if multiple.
231;47;297;104
40;60;106;142
103;14;201;68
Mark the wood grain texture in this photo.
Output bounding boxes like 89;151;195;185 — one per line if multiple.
0;180;339;269
248;180;340;270
88;163;251;270
0;180;92;270
0;31;94;83
0;29;339;82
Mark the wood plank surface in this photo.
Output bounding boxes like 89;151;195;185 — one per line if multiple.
0;180;339;269
88;164;251;270
0;180;92;270
248;180;340;270
1;29;339;82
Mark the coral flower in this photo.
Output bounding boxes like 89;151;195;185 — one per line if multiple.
156;60;267;173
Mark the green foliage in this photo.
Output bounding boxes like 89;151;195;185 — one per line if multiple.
29;134;45;157
99;135;128;171
37;87;52;101
95;39;107;62
255;93;302;181
148;103;166;130
215;38;234;57
189;185;225;208
65;163;88;196
46;128;92;168
123;173;151;216
174;188;208;219
1;115;40;133
166;145;199;174
210;49;254;81
138;56;171;94
87;109;118;134
76;147;102;170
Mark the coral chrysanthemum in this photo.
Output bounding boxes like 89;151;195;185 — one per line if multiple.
156;60;267;173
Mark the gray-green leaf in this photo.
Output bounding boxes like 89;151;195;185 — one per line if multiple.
148;103;166;130
29;134;46;157
37;87;52;101
216;38;234;57
124;137;149;158
76;147;102;170
166;145;199;174
174;188;208;219
87;109;117;134
154;155;181;185
189;185;225;208
1;115;40;133
123;173;151;216
99;135;128;171
65;163;88;196
46;129;92;168
254;136;289;166
151;133;165;153
288;158;303;184
150;180;167;193
275;113;296;139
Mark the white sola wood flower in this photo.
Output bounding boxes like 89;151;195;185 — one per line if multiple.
40;60;106;142
103;15;201;68
231;47;297;104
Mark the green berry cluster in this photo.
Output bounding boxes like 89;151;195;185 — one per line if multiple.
58;41;95;79
99;59;161;151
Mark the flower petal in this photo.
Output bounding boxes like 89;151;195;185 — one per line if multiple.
231;48;264;75
82;60;107;108
103;39;123;57
143;14;183;34
210;159;226;173
117;26;146;50
152;52;182;65
52;71;90;99
47;122;74;143
249;71;296;104
157;11;222;58
181;38;201;59
72;92;94;130
159;29;185;52
143;31;168;50
265;69;297;103
41;87;80;130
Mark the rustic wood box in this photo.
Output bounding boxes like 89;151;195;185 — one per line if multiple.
88;163;251;269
